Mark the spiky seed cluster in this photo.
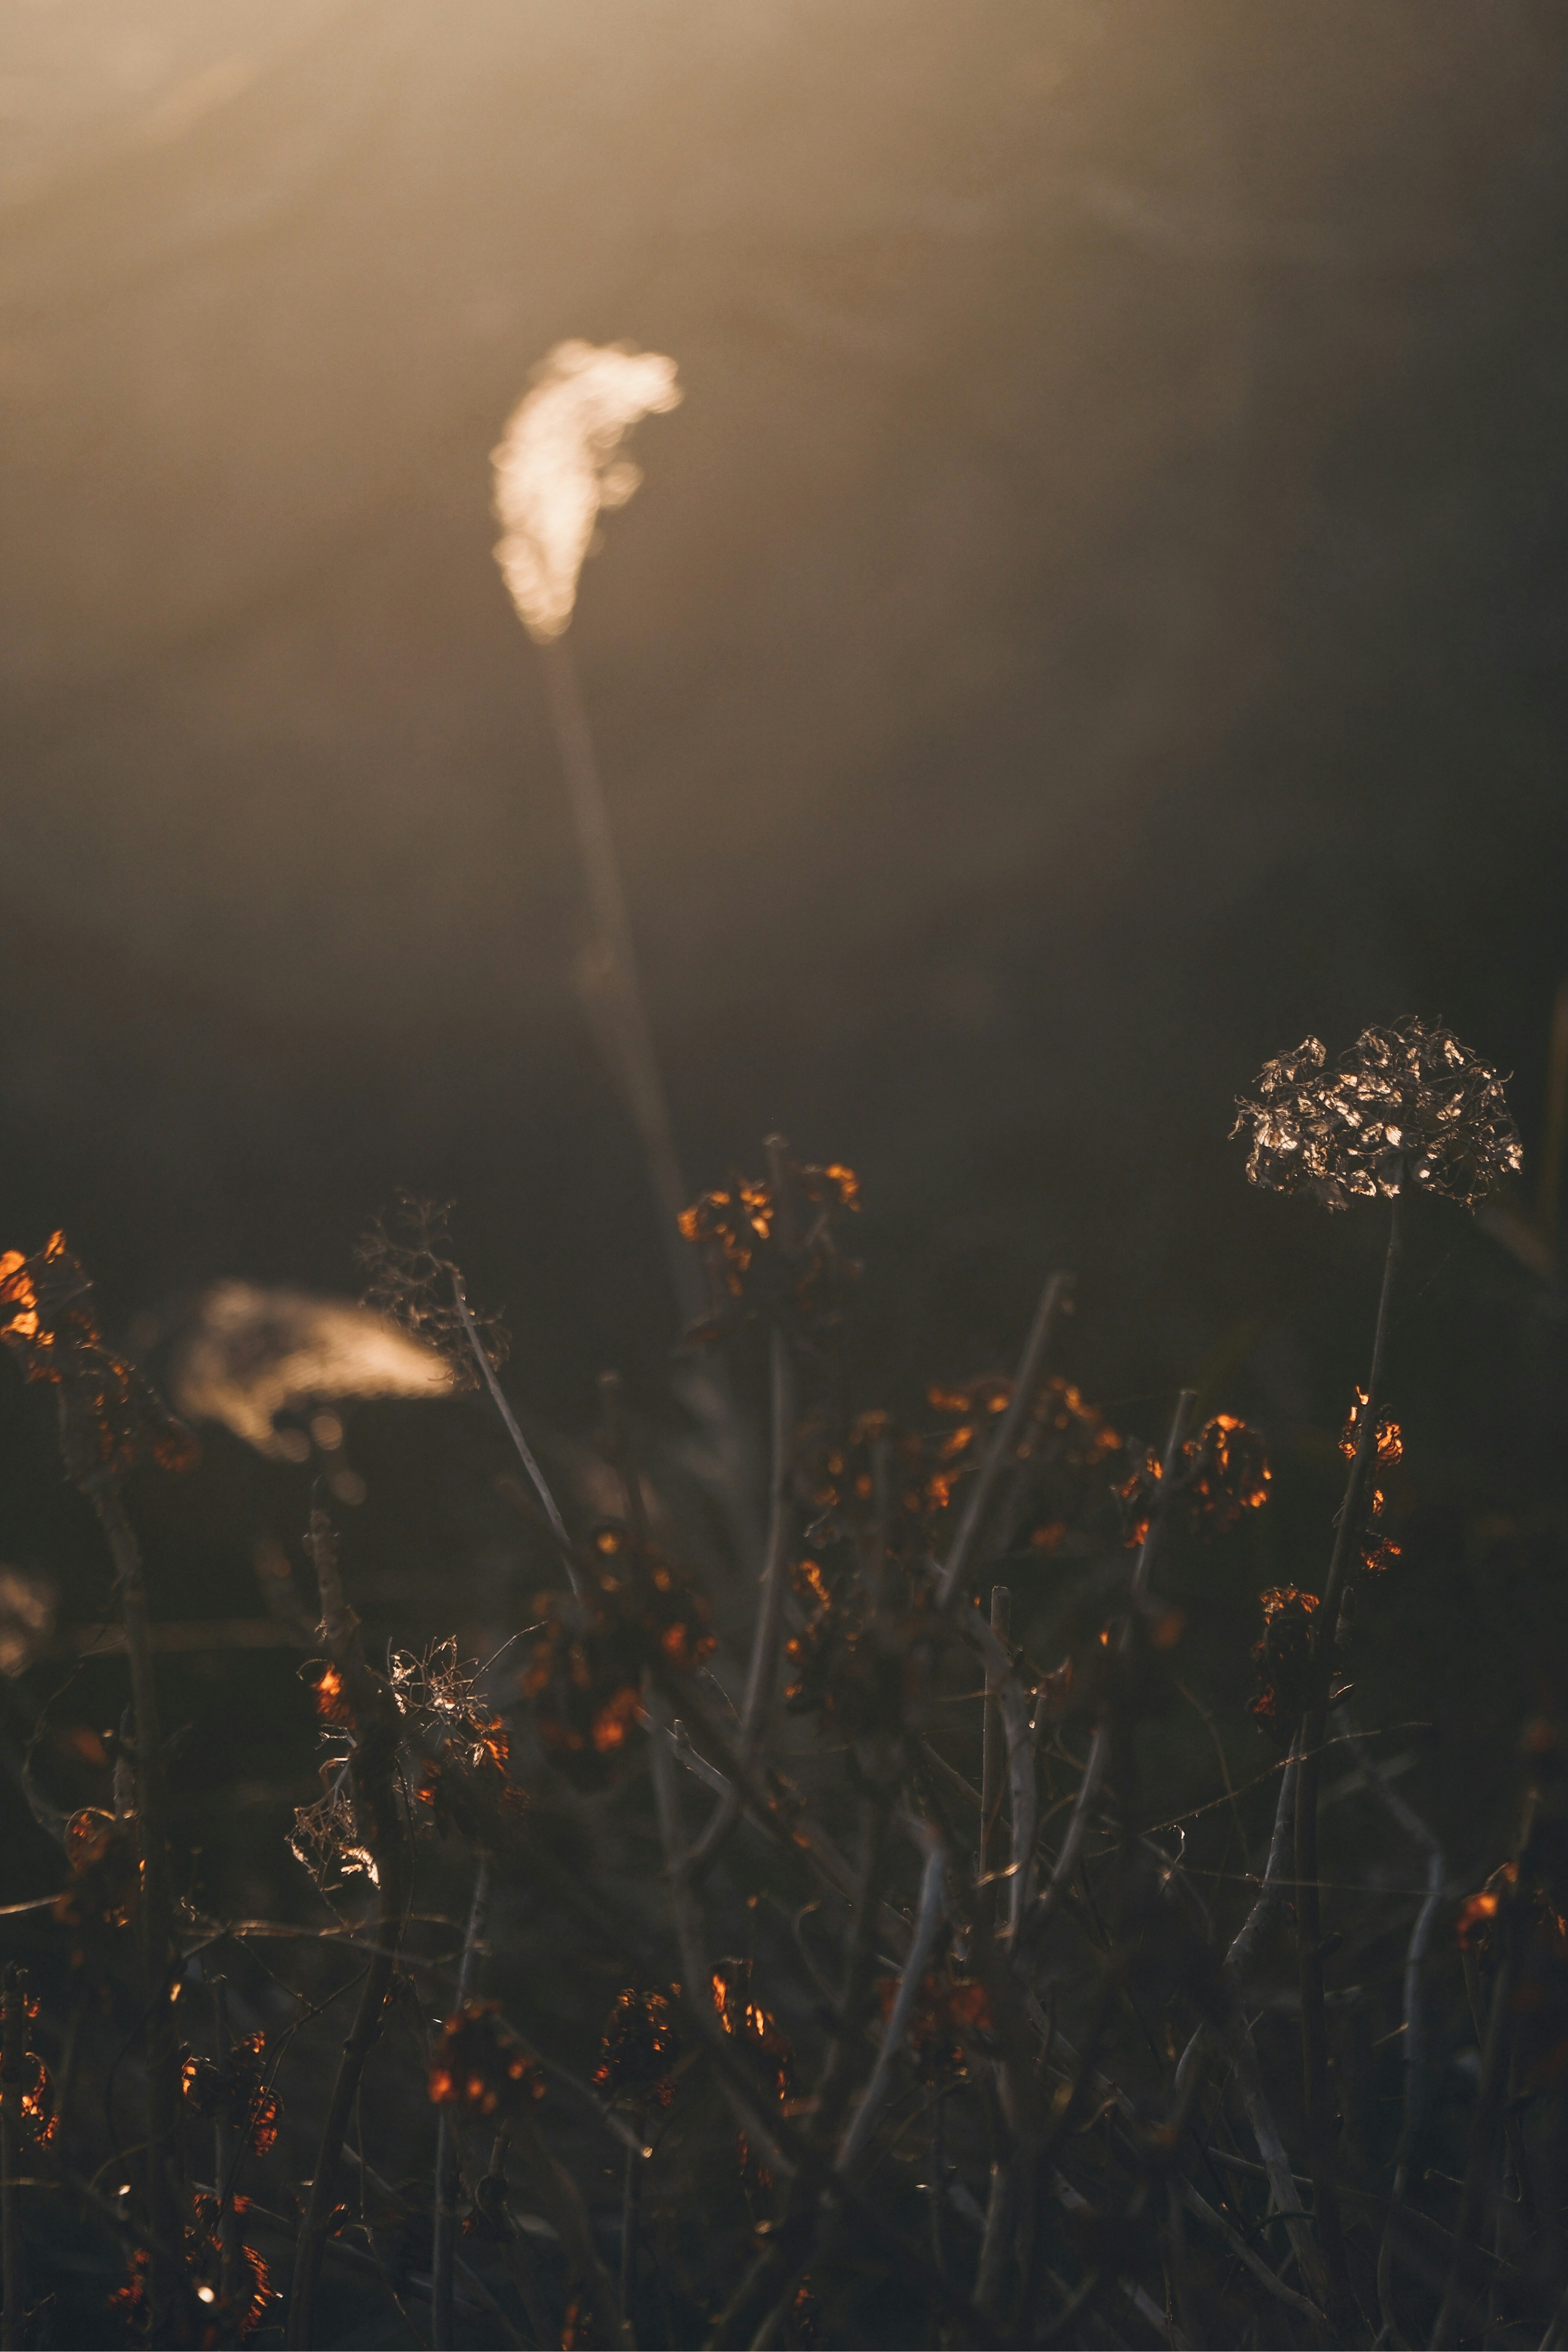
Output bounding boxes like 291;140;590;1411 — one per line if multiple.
1231;1018;1522;1211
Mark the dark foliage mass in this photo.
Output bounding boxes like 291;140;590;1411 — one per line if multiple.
0;1027;1564;2351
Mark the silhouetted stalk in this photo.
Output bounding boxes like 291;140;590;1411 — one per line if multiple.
537;633;703;1332
648;1701;1004;2351
837;1830;946;2173
1431;1877;1525;2349
977;1586;1011;1940
1172;1745;1325;2305
936;1271;1071;1608
286;1501;410;2351
1296;1193;1403;2333
452;1279;585;1597
433;1858;491;2351
1027;1391;1196;1944
690;1175;797;1881
210;1976;241;2321
2;1967;24;2352
91;1484;187;2341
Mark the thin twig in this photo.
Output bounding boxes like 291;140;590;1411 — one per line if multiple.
1296;1195;1403;2333
285;1499;413;2350
452;1280;586;1599
1;1968;24;2352
936;1271;1072;1608
1025;1392;1196;1947
433;1858;492;2350
837;1828;946;2173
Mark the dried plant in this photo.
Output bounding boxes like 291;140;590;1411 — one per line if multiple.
1;1027;1561;2352
1231;1015;1522;1209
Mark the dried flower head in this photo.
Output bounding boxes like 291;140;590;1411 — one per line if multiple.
180;2029;280;2158
1120;1414;1272;1550
52;1805;140;1935
287;1773;380;1894
522;1531;713;1788
1232;1019;1521;1211
492;341;682;644
1340;1390;1404;1573
873;1971;993;2088
0;1231;195;1486
711;1958;796;2192
679;1160;860;1341
429;1999;543;2119
356;1194;508;1392
1248;1586;1320;1735
592;1987;681;2110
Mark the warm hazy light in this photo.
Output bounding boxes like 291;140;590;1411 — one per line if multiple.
491;339;682;642
170;1281;452;1456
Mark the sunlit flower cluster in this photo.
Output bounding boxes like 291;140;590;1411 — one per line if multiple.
1231;1018;1521;1212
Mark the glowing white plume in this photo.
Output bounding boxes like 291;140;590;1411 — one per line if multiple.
170;1282;452;1457
491;340;682;643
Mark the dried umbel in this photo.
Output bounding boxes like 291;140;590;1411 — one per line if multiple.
592;1986;682;2111
1231;1018;1522;1211
356;1193;508;1392
428;1998;543;2120
0;1230;195;1486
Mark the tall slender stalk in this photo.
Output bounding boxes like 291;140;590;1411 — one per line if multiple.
210;1976;241;2322
936;1272;1071;1608
285;1502;410;2351
1;1967;24;2352
977;1586;1011;1941
433;1858;492;2351
1295;1194;1404;2330
91;1485;187;2341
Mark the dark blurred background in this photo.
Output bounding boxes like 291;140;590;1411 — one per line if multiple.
1;0;1566;1919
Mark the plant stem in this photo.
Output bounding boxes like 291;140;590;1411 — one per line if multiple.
211;1976;241;2321
433;1858;492;2351
1024;1391;1195;1948
91;1483;187;2341
1295;1192;1403;2333
2;1967;24;2352
285;1500;410;2350
689;1273;796;1878
977;1586;1011;1940
837;1830;945;2173
536;631;706;1334
936;1272;1072;1608
1431;1881;1524;2348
